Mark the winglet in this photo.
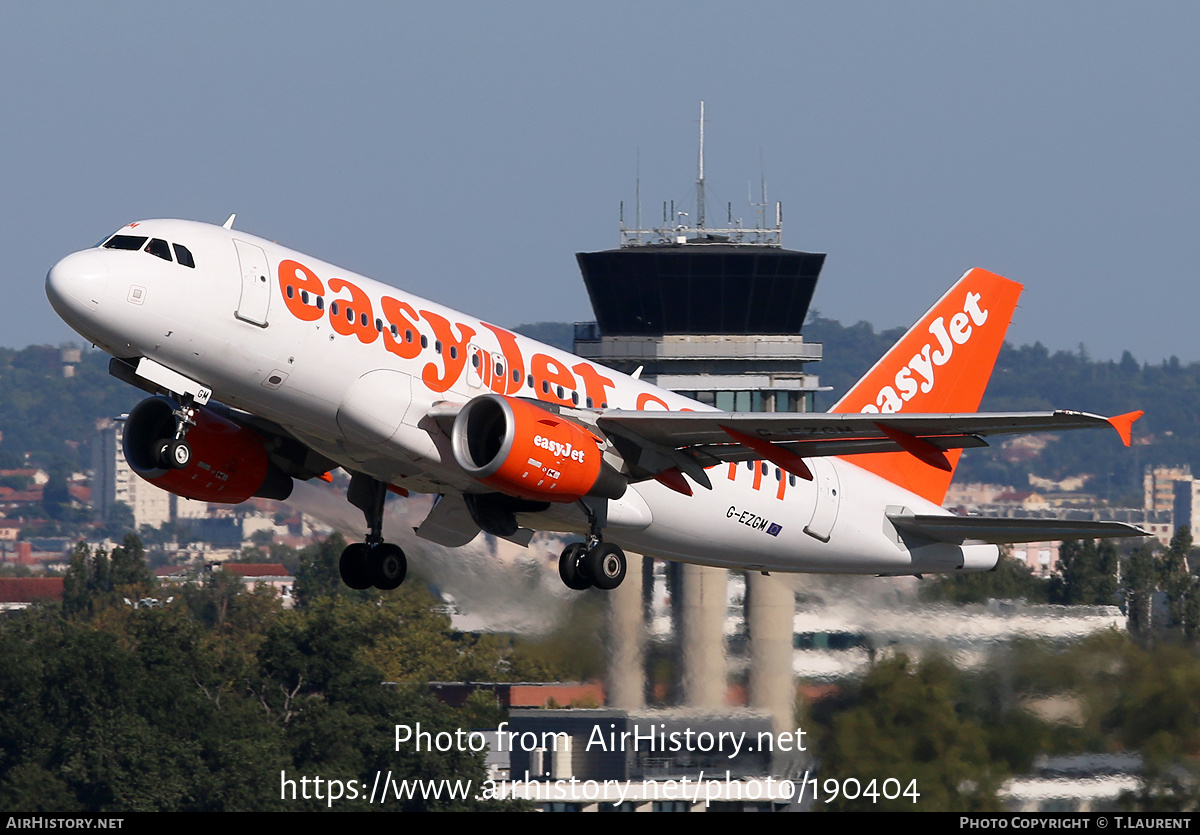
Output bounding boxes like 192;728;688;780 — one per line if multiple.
1107;410;1143;447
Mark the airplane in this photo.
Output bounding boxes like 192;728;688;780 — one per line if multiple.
45;217;1146;592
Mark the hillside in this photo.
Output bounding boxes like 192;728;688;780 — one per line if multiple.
2;320;1187;505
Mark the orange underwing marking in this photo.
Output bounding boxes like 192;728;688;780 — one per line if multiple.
318;471;334;483
387;484;409;497
776;472;787;501
1107;410;1143;447
721;425;814;481
752;461;763;491
654;467;693;496
874;422;953;472
727;462;738;481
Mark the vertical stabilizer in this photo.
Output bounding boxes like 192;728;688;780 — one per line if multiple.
831;269;1023;504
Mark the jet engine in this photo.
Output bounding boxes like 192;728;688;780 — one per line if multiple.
451;393;625;503
122;396;293;503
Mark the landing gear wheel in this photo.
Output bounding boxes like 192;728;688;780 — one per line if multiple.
338;542;372;590
155;439;191;470
585;543;627;590
558;542;591;591
369;543;407;591
166;439;191;469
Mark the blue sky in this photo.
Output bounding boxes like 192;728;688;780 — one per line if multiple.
6;2;1198;362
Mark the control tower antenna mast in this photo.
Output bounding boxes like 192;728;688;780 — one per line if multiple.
696;101;706;230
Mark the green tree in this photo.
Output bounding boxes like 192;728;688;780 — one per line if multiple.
41;469;70;520
1049;539;1118;605
1124;545;1161;637
816;654;1005;811
293;533;352;607
921;550;1050;604
110;533;153;589
1159;527;1200;640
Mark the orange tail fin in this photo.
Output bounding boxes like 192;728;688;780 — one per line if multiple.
831;268;1023;504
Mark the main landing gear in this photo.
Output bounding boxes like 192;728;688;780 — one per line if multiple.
558;499;627;590
154;397;197;470
559;539;628;591
339;473;407;591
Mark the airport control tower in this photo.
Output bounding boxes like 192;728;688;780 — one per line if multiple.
576;105;823;749
574;106;825;412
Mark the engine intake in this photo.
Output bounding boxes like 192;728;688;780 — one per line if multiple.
451;394;625;503
123;397;292;503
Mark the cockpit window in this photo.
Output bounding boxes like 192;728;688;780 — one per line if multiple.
173;243;195;268
100;232;197;269
145;238;172;261
103;235;148;251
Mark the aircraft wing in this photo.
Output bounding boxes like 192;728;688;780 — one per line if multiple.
594;409;1142;487
886;513;1148;544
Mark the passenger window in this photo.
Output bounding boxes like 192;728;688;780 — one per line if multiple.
145;238;172;261
172;243;195;268
103;235;148;251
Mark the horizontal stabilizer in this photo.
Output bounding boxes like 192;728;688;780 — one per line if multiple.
887;513;1149;544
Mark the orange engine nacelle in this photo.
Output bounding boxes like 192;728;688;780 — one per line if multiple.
451;394;625;503
123;397;293;503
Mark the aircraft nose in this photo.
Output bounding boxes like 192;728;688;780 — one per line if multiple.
46;250;109;316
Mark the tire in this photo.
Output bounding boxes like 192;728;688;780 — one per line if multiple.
167;439;191;469
338;542;372;590
369;543;407;591
585;543;627;590
558;542;591;591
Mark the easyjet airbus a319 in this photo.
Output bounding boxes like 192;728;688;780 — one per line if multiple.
46;218;1145;591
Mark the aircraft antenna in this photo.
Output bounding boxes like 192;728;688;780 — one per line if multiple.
636;148;642;245
222;213;236;230
696;101;706;230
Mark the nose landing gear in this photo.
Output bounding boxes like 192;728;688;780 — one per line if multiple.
154;398;197;470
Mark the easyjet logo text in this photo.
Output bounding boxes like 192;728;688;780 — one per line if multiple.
860;291;989;414
276;259;618;408
534;435;587;463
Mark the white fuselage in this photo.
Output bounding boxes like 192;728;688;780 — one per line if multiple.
46;218;995;575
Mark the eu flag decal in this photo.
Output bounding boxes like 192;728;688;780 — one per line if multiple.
766;523;782;537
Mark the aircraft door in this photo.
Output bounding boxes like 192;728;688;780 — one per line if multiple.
461;344;507;395
233;240;271;326
803;458;841;542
